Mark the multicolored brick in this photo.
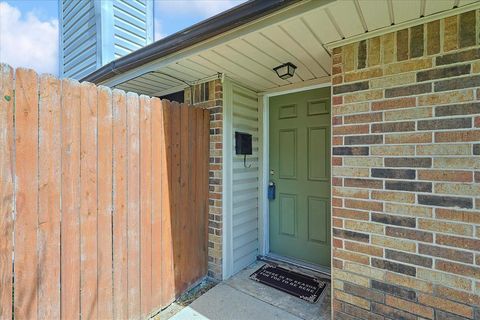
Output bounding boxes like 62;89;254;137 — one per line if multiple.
332;10;480;320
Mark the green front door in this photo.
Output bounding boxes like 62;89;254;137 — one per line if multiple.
269;87;331;267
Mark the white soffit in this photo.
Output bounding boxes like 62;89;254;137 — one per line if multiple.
326;0;480;48
110;0;480;96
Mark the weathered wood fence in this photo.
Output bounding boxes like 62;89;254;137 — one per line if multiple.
0;65;210;319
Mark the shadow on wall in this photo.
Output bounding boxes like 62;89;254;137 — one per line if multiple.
163;101;211;307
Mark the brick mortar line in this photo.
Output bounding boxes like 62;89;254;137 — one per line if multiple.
338;222;480;243
334;101;480;111
333;87;479;99
334;122;479;128
334;229;480;249
336;58;480;77
335;261;475;289
335;69;480;87
340;291;474;316
333;166;477;171
336;47;479;72
335;225;480;245
333;143;480;148
333;108;480;117
340;114;480;123
333;198;478;211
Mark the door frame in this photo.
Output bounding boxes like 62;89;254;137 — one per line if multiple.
257;81;332;268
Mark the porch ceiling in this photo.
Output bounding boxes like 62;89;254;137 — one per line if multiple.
109;0;479;96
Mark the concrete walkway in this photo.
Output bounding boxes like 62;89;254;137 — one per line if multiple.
167;261;331;320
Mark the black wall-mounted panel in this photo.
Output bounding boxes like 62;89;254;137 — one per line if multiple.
235;132;252;155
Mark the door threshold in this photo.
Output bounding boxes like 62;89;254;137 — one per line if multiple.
259;253;331;278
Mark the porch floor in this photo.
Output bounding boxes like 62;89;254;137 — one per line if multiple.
167;261;331;320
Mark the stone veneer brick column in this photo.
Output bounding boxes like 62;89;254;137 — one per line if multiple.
331;10;480;320
185;79;224;279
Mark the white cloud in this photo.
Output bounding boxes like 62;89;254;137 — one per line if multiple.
155;0;244;18
0;2;58;75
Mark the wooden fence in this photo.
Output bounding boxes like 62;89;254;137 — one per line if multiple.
0;65;210;319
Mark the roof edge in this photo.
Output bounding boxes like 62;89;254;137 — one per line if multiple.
81;0;298;84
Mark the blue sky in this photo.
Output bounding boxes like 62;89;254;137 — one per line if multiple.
0;0;245;75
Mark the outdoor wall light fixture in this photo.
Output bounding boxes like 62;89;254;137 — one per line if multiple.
273;62;297;80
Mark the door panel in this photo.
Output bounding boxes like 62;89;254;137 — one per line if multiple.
279;129;297;179
279;194;297;237
279;104;297;119
307;197;328;243
308;127;328;181
307;99;329;115
269;87;331;267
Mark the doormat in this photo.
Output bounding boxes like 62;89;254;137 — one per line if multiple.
249;264;328;303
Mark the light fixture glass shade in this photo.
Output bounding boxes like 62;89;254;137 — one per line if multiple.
273;62;297;80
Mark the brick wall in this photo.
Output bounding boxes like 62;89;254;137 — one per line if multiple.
331;10;480;320
185;79;224;279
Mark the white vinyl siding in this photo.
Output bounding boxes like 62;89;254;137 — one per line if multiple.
113;0;150;59
231;83;260;274
60;0;153;79
60;0;97;79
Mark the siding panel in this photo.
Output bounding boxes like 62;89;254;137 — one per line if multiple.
61;0;97;79
60;0;152;79
113;0;149;55
231;84;259;274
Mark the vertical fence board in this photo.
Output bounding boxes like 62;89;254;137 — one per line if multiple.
194;108;203;280
14;68;39;320
140;96;152;317
126;92;140;320
151;98;163;308
188;106;197;283
189;108;196;282
202;110;210;275
170;102;181;294
80;83;98;320
97;87;113;319
160;100;175;305
0;64;14;320
179;104;190;292
38;75;62;319
112;90;128;320
60;79;81;320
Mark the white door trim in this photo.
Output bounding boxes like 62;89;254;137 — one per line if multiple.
257;82;332;257
222;77;234;279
